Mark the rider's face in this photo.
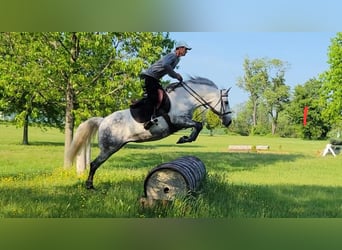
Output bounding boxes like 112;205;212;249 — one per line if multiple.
179;47;188;56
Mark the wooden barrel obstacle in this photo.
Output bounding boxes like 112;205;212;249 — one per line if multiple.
141;156;206;206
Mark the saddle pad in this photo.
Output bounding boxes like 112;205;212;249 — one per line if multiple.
130;90;171;123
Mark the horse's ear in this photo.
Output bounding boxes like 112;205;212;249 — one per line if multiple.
226;87;232;94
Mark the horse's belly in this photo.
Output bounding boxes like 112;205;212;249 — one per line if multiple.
149;117;170;135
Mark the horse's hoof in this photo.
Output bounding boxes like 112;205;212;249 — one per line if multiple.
85;181;95;190
177;136;188;144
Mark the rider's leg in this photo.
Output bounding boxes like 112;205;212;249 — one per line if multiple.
144;76;159;107
143;76;161;129
156;88;163;109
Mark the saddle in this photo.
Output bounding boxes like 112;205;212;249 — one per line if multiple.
129;89;171;124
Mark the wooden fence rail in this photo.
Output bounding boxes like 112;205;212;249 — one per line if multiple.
228;145;270;152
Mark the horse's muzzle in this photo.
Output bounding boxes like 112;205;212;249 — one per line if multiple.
222;117;232;127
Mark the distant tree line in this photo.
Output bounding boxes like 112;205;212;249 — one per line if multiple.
230;33;342;140
192;33;341;140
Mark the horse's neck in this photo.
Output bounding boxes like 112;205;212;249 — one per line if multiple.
172;83;218;107
183;83;218;102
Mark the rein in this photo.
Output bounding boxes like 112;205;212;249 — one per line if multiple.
179;81;231;117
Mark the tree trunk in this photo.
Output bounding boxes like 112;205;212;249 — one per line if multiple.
251;98;258;135
22;113;29;145
270;111;278;135
252;100;257;127
63;33;79;168
271;121;276;135
63;80;75;168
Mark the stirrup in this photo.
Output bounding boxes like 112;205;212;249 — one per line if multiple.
143;116;158;130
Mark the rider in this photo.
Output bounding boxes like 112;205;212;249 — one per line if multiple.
140;41;191;129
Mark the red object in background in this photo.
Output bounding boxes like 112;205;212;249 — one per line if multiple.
303;106;309;126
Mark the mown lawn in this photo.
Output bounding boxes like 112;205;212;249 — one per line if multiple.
0;123;341;218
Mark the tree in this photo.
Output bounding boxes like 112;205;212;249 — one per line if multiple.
0;32;174;165
262;59;290;135
229;102;253;136
192;107;206;124
192;108;223;136
320;32;342;134
55;32;173;167
237;57;268;134
237;57;290;135
0;33;63;144
276;107;298;138
254;102;272;135
287;78;330;139
205;109;221;136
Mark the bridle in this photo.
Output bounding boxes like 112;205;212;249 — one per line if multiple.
179;81;232;117
217;88;232;116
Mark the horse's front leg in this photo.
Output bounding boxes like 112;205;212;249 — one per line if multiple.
176;119;203;144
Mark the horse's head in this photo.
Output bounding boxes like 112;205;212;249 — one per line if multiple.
216;87;232;127
178;77;233;127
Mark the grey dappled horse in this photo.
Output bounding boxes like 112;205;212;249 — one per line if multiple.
66;77;232;189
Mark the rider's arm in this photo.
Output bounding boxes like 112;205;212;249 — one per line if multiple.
161;53;182;81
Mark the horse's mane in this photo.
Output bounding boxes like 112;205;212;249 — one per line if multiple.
166;76;218;91
187;76;218;89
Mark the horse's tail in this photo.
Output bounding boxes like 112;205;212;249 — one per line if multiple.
66;117;103;173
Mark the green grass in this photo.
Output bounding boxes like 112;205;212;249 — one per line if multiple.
0;123;341;218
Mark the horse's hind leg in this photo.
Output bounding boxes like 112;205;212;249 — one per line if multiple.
85;146;122;189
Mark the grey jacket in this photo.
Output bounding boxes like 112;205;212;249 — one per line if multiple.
141;52;180;80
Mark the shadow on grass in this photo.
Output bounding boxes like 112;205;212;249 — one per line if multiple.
27;141;65;147
27;138;206;148
2;177;342;218
102;149;304;172
0;179;144;218
124;143;205;149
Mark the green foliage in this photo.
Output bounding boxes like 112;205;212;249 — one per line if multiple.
320;32;342;127
276;110;300;138
237;57;269;102
286;78;330;139
0;32;174;124
0;33;64;129
237;57;290;135
262;59;290;134
0;32;174;147
237;57;269;128
229;102;252;136
192;107;205;123
205;109;221;136
253;102;272;135
192;108;223;136
235;33;342;139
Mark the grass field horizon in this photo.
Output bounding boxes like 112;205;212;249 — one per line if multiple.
0;123;341;218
